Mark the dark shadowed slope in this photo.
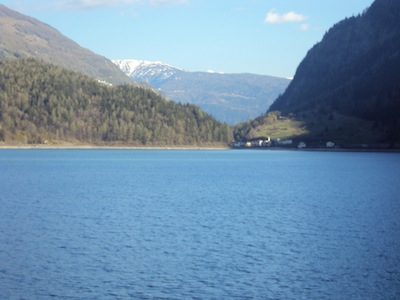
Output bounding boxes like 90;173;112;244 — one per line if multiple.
237;0;400;145
269;0;400;125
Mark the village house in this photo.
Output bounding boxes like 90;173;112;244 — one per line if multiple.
326;141;335;148
249;137;271;147
276;139;293;146
232;137;271;148
298;142;306;149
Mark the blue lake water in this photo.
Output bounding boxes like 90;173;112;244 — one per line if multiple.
0;149;399;299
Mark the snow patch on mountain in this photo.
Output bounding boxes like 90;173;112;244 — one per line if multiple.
207;69;225;74
112;59;182;81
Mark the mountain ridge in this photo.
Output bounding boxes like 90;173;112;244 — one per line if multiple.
0;4;131;85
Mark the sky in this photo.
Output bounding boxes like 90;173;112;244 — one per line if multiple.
3;0;374;78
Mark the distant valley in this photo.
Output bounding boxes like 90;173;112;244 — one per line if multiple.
113;59;290;125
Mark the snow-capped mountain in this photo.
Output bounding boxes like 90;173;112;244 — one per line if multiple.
113;59;183;84
113;59;290;124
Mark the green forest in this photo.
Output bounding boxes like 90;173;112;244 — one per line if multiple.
0;58;232;146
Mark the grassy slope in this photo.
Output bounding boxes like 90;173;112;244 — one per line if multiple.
249;111;385;146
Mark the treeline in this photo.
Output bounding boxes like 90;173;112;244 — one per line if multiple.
0;58;231;145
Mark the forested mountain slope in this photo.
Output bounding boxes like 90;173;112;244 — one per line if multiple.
237;0;399;145
0;58;231;146
0;4;131;85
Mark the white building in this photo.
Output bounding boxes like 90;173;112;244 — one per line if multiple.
298;142;306;149
326;141;335;148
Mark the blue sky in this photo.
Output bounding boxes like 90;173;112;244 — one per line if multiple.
4;0;374;78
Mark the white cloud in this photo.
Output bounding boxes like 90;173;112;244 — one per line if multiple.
52;0;186;10
53;0;136;9
148;0;187;6
265;9;307;24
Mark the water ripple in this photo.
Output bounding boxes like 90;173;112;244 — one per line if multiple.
1;150;399;299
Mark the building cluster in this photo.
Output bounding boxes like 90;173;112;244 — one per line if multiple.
232;137;336;149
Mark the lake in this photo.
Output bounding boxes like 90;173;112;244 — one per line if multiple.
1;149;399;299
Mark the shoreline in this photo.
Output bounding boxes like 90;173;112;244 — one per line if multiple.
0;143;230;150
231;146;400;153
1;144;399;153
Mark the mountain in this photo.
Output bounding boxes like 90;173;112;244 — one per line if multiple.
113;59;290;125
0;58;231;146
237;0;400;146
0;4;131;85
114;59;183;85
